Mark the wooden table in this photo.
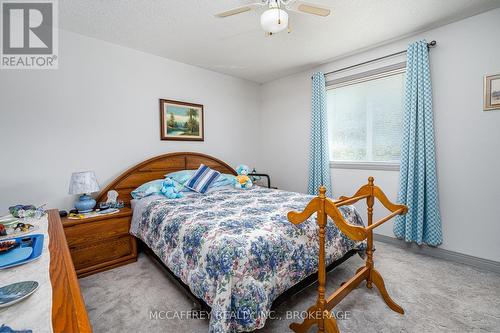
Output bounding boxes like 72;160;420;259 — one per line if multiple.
47;209;92;332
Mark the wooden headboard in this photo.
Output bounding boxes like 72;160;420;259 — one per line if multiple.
96;152;237;206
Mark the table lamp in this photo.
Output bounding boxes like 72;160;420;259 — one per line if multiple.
68;171;100;213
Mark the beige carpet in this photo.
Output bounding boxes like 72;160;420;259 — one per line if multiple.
79;242;500;332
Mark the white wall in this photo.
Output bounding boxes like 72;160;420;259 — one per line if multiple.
0;30;260;211
259;9;500;262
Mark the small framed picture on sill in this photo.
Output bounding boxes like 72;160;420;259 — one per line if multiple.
484;74;500;111
159;99;204;141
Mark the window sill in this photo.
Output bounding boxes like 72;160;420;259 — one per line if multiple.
330;161;400;171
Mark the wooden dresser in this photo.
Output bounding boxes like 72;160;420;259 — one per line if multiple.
61;208;137;278
47;209;92;332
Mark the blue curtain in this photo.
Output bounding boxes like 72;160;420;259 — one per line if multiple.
308;72;332;197
393;40;442;246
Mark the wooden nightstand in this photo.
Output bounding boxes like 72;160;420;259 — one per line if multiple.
62;208;137;278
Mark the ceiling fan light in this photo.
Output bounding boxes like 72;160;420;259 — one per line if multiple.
260;8;288;33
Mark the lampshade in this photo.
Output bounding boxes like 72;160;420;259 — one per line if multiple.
68;171;100;195
260;8;288;33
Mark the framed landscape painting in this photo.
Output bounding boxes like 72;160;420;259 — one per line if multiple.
160;99;204;141
484;74;500;111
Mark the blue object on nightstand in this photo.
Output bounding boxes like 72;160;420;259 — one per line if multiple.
74;194;96;213
68;171;100;213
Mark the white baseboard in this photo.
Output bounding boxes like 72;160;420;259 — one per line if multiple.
374;234;500;274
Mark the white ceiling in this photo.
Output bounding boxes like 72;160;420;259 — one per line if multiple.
59;0;500;83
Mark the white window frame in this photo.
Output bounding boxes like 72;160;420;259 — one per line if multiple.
326;62;406;171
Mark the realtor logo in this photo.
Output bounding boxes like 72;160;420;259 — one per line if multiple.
1;0;58;69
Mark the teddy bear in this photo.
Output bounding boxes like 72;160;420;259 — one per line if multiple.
160;178;184;199
234;164;253;190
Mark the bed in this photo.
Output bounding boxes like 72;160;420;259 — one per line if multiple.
95;152;367;333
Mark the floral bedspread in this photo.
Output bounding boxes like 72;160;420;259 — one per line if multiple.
131;187;366;333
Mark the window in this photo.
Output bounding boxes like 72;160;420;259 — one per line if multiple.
326;65;405;169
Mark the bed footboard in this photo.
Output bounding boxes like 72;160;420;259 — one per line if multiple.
287;177;408;333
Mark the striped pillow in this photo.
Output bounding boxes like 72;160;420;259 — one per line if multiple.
184;164;221;194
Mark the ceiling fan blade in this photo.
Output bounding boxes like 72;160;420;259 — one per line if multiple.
215;3;265;18
287;1;331;17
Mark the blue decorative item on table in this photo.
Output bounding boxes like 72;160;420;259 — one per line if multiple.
68;171;100;213
160;178;184;199
0;234;44;269
0;281;39;309
234;164;253;189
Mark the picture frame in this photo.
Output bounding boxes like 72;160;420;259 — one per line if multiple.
484;74;500;111
159;99;204;141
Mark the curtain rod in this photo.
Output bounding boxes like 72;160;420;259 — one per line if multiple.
315;40;437;78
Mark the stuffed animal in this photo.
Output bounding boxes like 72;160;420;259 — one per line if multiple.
160;178;184;199
234;164;253;189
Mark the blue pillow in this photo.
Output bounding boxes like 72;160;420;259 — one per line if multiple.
184;165;221;194
164;170;194;185
216;174;236;187
131;179;164;199
165;170;235;190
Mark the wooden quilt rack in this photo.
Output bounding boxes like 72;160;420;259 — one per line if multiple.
287;177;408;333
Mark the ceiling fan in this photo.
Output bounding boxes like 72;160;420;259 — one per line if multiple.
215;0;331;35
